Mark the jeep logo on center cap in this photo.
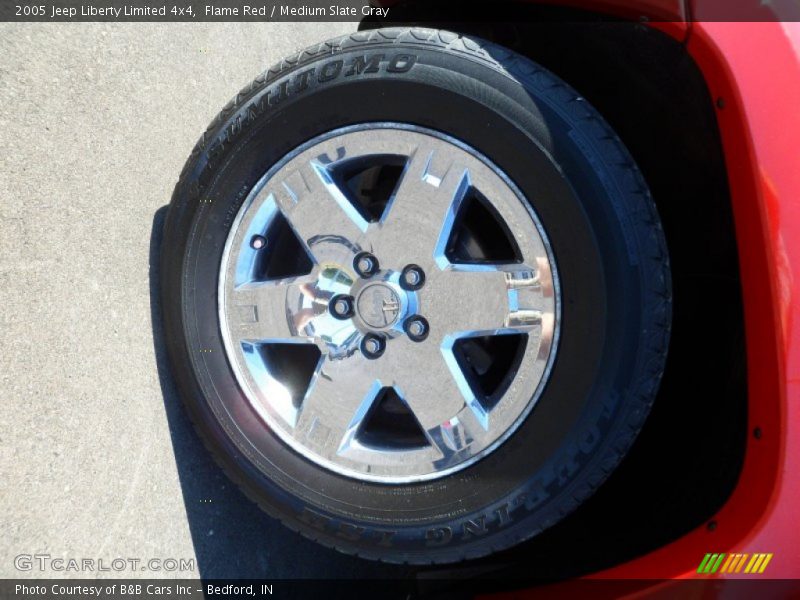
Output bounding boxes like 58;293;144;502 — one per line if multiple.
357;283;401;329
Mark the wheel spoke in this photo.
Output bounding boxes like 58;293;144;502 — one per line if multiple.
229;279;316;342
422;267;545;338
382;339;485;457
378;340;462;430
375;143;471;270
272;160;367;259
293;356;378;459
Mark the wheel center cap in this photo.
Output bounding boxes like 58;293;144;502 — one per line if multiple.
356;283;402;329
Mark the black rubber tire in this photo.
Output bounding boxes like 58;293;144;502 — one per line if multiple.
160;27;671;564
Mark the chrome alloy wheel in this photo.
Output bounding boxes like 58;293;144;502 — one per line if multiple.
219;123;560;483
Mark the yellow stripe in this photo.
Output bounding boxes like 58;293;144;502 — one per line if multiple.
737;554;746;572
758;553;774;574
732;554;744;573
738;554;751;573
745;554;761;573
720;554;736;573
752;554;767;573
731;554;744;573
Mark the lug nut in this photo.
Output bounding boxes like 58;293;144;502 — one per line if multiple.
250;235;267;249
353;252;380;278
329;294;355;320
403;315;429;342
361;333;386;359
400;264;425;291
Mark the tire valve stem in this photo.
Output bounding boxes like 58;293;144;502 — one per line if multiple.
250;235;267;250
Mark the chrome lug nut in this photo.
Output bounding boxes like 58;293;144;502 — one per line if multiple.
361;333;386;359
329;294;355;320
400;264;425;291
403;315;429;342
353;251;380;278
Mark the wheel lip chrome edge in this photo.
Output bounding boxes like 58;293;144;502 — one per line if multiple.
217;122;562;484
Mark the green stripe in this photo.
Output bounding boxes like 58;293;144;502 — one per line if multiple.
697;554;713;573
709;553;726;574
704;554;719;573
